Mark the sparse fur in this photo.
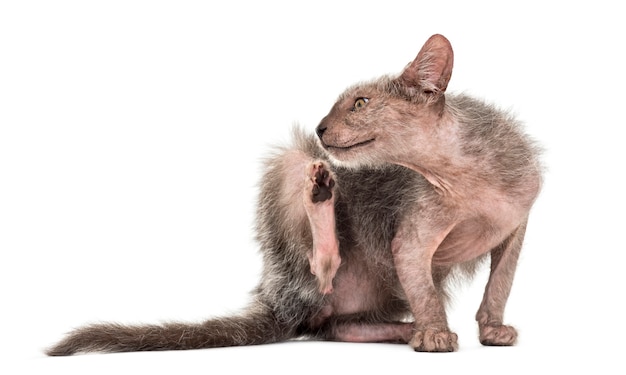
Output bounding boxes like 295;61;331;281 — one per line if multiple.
47;34;541;356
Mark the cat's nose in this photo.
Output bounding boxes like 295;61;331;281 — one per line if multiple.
315;122;327;139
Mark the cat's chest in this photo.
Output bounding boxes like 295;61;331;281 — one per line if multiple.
432;195;526;265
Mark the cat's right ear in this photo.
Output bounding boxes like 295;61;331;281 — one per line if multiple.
398;34;454;97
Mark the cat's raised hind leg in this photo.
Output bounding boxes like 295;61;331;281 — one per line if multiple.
303;161;341;294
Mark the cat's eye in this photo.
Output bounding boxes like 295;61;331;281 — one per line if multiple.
352;97;369;111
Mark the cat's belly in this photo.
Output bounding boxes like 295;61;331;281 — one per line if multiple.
315;254;403;321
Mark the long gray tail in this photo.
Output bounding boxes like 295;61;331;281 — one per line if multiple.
46;303;294;356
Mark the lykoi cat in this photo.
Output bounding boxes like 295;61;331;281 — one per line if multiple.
47;34;542;355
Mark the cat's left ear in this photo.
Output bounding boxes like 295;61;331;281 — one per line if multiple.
398;34;454;96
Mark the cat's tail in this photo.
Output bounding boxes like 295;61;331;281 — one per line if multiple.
46;301;295;356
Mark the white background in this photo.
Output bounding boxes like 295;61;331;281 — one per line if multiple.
1;1;624;373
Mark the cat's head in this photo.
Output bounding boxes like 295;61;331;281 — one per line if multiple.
316;34;454;168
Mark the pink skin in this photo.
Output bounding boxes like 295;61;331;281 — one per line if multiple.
303;161;341;295
332;322;414;343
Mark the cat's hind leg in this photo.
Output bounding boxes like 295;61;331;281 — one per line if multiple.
313;315;414;344
303;161;341;294
330;321;414;343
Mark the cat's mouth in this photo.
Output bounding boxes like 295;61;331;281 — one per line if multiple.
323;138;375;152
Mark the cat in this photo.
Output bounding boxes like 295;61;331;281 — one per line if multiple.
46;34;542;355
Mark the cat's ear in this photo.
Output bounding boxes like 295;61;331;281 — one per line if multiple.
398;34;454;96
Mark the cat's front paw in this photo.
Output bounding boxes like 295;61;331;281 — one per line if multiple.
479;324;517;346
409;329;458;352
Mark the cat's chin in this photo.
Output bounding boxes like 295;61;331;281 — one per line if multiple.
322;138;374;152
324;146;386;170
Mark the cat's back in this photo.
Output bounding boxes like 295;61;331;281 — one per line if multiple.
446;93;543;193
